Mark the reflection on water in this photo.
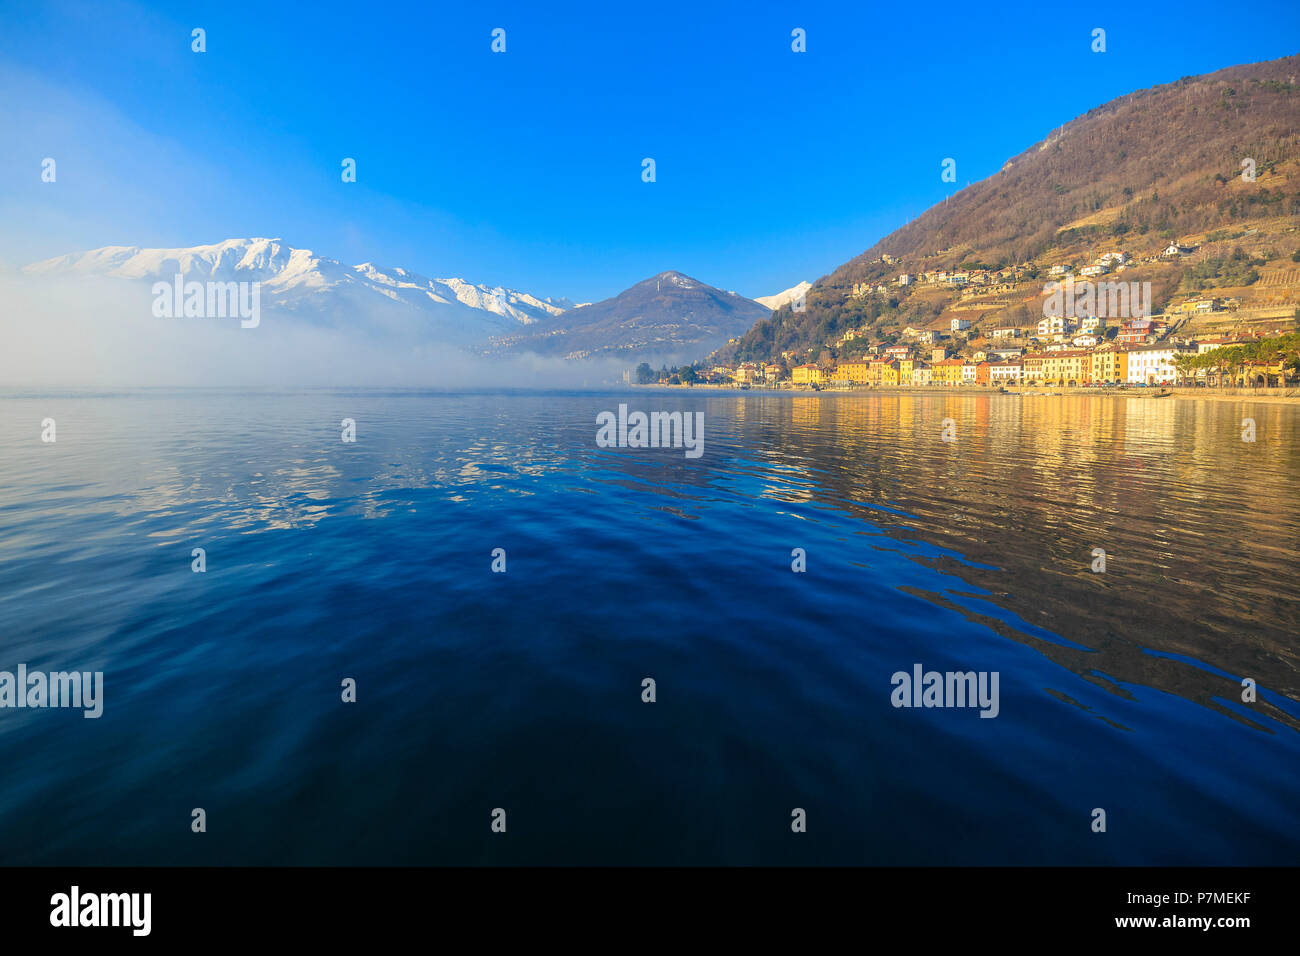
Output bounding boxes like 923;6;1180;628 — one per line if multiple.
0;389;1295;865
727;393;1300;732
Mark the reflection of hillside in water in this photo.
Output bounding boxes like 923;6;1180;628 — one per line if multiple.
739;394;1300;733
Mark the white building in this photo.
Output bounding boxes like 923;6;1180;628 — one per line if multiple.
950;318;972;332
1080;315;1104;332
991;327;1021;339
897;273;911;286
1126;344;1192;385
1038;315;1069;337
988;362;1022;383
961;363;978;384
1072;334;1099;347
1080;264;1107;278
912;364;932;386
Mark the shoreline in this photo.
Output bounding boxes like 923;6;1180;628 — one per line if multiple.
632;384;1300;403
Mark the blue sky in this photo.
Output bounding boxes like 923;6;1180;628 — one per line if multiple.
1;0;1297;302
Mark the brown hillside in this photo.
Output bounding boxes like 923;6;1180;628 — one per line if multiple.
722;53;1300;364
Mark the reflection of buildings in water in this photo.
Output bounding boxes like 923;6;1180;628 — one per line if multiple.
896;395;917;433
727;393;1300;722
973;394;991;434
722;396;751;425
790;397;821;430
1120;397;1177;458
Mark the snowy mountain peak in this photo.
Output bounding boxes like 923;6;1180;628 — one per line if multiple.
754;280;812;310
22;239;571;333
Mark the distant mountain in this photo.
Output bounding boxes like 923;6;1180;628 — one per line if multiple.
494;270;771;362
23;238;570;343
721;53;1300;363
754;280;812;310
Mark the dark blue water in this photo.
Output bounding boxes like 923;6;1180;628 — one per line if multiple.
1;390;1297;864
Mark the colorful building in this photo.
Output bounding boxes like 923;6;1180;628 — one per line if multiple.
1036;349;1090;385
932;358;966;386
1089;346;1126;384
792;364;824;385
836;360;871;383
868;359;900;386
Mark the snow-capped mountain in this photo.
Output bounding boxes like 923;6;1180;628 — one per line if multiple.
23;238;570;335
754;280;812;311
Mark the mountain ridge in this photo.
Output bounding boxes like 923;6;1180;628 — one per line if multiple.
719;53;1300;365
23;237;572;337
492;269;771;363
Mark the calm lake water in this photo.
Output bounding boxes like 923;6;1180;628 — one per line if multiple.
0;389;1297;865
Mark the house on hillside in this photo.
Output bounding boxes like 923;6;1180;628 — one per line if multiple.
1196;337;1234;354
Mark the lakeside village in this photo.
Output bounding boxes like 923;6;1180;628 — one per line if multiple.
634;248;1300;391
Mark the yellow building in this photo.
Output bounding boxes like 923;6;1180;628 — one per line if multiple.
932;358;965;386
792;364;824;385
1089;346;1127;384
1236;358;1289;387
835;360;871;383
1037;349;1089;385
896;358;914;384
864;359;901;386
